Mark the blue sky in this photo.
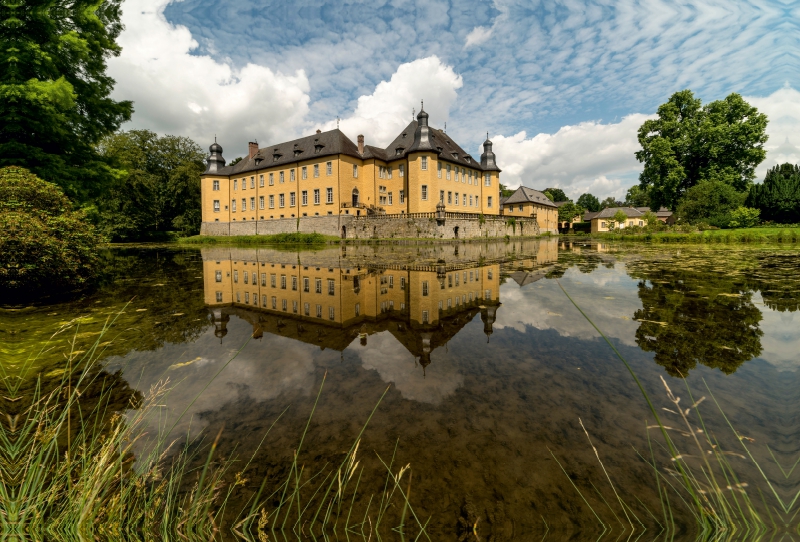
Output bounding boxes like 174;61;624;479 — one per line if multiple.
109;0;799;198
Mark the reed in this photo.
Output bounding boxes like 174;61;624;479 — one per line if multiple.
0;312;425;540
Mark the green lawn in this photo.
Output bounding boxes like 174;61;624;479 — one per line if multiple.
589;227;800;243
178;232;340;245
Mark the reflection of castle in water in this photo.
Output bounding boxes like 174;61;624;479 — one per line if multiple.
203;250;510;374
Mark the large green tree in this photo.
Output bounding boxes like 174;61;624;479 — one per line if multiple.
745;163;800;223
675;181;746;226
635;90;768;210
0;0;133;201
96;130;205;240
543;187;569;202
577;193;600;212
624;185;651;208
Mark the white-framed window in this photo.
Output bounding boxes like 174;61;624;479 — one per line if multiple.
280;171;285;183
259;175;264;187
328;279;335;295
269;195;274;208
326;161;332;175
233;179;238;190
601;221;607;228
463;194;467;206
484;173;491;186
518;204;523;211
422;310;429;324
213;200;220;212
421;185;428;200
279;194;285;207
329;306;335;320
241;178;246;191
293;301;298;314
290;169;295;181
251;176;255;188
270;274;276;287
437;161;442;178
454;192;459;205
242;198;246;211
387;166;392;179
468;171;472;184
469;195;473;206
302;190;308;205
259;196;264;209
216;291;223;302
231;199;237;212
378;166;384;179
316;304;322;318
448;191;452;204
399;190;405;203
261;273;266;286
213;180;219;191
233;270;238;283
215;270;222;282
421;156;428;170
422;281;429;296
326;187;333;203
303;277;309;292
462;168;466;183
355;303;360;316
280;275;286;289
269;173;274;186
314;164;319;177
292;276;297;290
388;192;393;205
250;197;255;210
440;190;444;202
302;166;307;179
399;164;404;177
487;196;493;208
315;278;322;293
304;302;310;316
353;164;358;178
272;296;277;309
314;189;320;204
290;192;296;206
446;164;451;180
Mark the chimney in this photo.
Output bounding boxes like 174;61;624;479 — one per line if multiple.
248;141;258;159
358;134;364;154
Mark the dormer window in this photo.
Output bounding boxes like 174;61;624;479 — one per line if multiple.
452;152;458;160
395;147;404;156
294;149;303;156
273;154;281;162
402;133;407;138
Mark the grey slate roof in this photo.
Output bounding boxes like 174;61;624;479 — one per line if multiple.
502;186;558;208
591;207;645;219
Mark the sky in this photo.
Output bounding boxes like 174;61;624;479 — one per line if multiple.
108;0;799;199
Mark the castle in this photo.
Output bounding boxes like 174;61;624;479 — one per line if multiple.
200;107;502;226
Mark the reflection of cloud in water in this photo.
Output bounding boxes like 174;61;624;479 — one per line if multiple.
354;332;464;405
107;315;331;448
495;266;642;346
754;292;800;371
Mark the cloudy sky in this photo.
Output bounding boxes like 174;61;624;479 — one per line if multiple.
109;0;799;199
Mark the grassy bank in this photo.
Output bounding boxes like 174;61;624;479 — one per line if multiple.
588;227;800;243
179;232;339;245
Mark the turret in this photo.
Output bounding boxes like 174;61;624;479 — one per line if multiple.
205;139;226;173
480;134;500;171
407;102;435;153
210;308;229;342
480;304;499;342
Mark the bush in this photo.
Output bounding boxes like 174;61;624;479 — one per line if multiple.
676;181;746;226
0;167;102;298
727;206;760;228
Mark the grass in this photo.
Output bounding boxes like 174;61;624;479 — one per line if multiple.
179;232;339;245
554;280;788;538
588;226;800;244
1;309;427;540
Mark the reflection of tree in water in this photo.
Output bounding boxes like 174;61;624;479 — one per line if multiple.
630;265;763;377
746;254;800;313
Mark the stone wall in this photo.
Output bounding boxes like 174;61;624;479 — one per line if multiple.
201;214;555;239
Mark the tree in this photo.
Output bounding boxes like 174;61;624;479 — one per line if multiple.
635;90;768;210
611;210;628;229
544;187;569;202
97;130;205;240
577;193;600;212
727;207;760;228
745;163;800;223
600;196;622;209
0;0;133;201
624;185;651;207
0;167;102;298
543;190;555;202
228;157;243;166
675;181;746;226
498;183;514;198
557;202;584;224
642;210;659;227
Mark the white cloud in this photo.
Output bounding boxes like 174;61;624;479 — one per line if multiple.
108;0;311;158
746;86;800;178
324;56;463;148
489;114;653;199
464;26;493;49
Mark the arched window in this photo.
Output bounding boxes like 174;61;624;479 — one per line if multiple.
352;188;359;206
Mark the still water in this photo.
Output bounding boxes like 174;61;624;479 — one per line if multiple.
4;239;800;538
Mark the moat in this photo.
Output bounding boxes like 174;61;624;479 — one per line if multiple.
4;239;800;539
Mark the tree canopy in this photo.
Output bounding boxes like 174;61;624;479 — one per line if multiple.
0;0;133;201
624;185;651;208
600;196;622;209
96;130;205;240
557;202;584;224
675;181;746;226
635;90;768;210
577;193;600;212
745;163;800;223
543;187;569;202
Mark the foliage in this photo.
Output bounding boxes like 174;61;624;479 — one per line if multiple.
577;193;601;212
543;190;555;202
611;210;628;229
642;210;659;226
498;183;514;198
96;130;205;240
675;181;746;226
727;206;760;228
600;196;622;209
0;167;101;298
543;187;569;202
228;156;243;166
745;163;800;223
557;201;584;224
590;227;800;243
0;0;133;201
635;90;768;210
624;185;651;207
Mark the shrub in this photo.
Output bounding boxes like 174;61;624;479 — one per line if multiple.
727;206;760;228
0;167;102;298
676;181;746;226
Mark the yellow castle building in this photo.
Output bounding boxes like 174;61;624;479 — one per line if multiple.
200;107;502;224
